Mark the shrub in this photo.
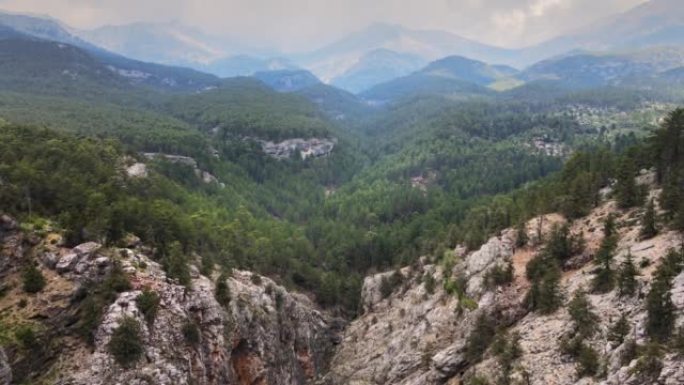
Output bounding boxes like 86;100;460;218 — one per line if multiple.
630;343;663;382
107;317;144;368
465;313;496;363
215;274;231;307
22;263;46;293
576;344;599;377
621;339;639;366
275;290;284;310
136;289;160;324
182;320;201;346
14;325;39;350
423;272;436;295
515;221;528;248
380;270;404;299
608;314;630;344
250;273;262;286
485;262;514;288
102;262;132;301
163;242;191;287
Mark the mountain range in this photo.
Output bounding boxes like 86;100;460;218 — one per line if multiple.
0;0;683;96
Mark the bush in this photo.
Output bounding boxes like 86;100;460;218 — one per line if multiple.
136;289;160;324
107;317;144;368
423;272;436;295
22;263;46;293
102;262;132;301
14;324;39;350
576;344;599;377
164;242;191;287
485;262;514;288
215;274;231;307
608;314;630;344
250;273;262;286
380;270;404;299
465;313;496;363
630;343;663;382
182;319;201;346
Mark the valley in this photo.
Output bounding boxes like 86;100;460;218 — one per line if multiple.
1;1;684;384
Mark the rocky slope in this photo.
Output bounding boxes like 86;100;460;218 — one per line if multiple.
0;215;342;385
322;174;684;385
2;173;684;385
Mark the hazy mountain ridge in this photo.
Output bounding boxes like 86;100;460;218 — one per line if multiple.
330;48;427;93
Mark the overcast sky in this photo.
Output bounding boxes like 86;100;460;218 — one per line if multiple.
0;0;648;51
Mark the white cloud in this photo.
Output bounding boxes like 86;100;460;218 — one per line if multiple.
0;0;648;50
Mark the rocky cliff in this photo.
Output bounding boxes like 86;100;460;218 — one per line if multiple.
322;177;684;385
0;214;341;385
2;174;684;385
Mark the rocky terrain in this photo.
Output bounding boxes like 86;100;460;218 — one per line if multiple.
258;138;336;160
0;215;341;385
2;172;684;385
322;173;684;385
136;153;222;185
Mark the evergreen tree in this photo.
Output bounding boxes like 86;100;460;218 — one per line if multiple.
603;214;616;238
136;289;160;324
465;313;496;363
164;241;191;287
568;289;599;338
646;277;676;342
608;314;630;344
592;228;617;293
615;156;640;209
107;317;143;368
526;265;563;314
22;263;46;293
640;198;658;240
617;253;639;297
515;221;528;248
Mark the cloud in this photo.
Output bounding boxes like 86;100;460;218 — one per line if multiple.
0;0;647;50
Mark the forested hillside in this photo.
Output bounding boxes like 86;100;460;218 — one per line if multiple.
0;19;683;320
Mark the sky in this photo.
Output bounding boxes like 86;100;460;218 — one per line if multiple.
0;0;648;51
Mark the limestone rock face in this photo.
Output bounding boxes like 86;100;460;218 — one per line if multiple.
323;231;525;385
0;214;341;385
324;193;684;385
58;252;342;385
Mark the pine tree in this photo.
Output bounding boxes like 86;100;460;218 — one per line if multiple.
608;314;630;344
465;313;496;363
515;221;528;248
592;230;617;293
164;241;191;287
22;263;46;293
107;317;143;368
646;277;676;342
615;156;640;209
603;214;616;238
568;289;599;338
617;253;639;297
640;198;658;240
